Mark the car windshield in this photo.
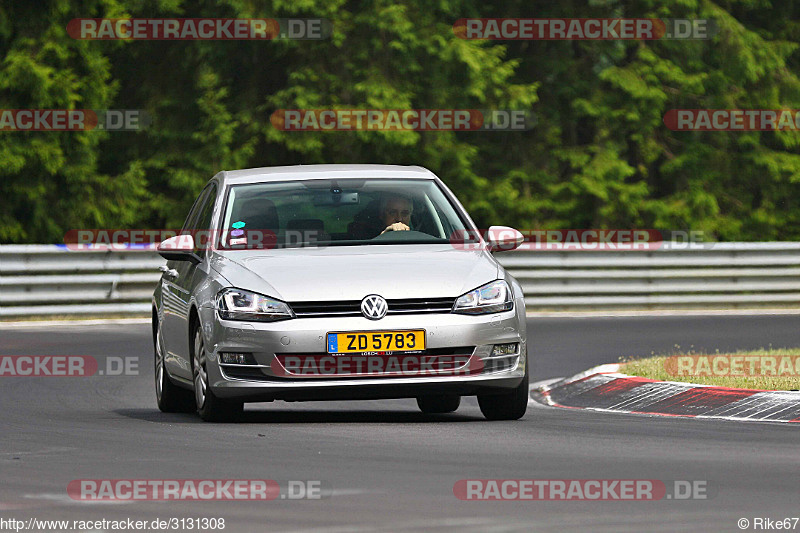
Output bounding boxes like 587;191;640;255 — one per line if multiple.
218;178;470;249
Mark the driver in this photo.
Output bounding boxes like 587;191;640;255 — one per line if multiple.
379;194;413;234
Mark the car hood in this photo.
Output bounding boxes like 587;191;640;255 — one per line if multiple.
211;244;499;301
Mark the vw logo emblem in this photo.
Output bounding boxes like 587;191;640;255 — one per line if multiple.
361;294;388;320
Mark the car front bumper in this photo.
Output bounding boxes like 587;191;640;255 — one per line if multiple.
198;300;527;401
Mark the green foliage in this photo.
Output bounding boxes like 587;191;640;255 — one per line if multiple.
1;0;800;242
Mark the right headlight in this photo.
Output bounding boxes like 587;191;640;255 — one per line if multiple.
216;288;294;322
452;280;513;315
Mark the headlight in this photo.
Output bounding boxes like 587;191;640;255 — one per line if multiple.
216;288;294;322
452;280;513;315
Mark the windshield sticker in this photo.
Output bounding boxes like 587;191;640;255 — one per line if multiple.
229;237;247;245
232;221;246;229
230;229;244;237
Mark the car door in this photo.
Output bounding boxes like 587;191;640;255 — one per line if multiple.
161;183;216;380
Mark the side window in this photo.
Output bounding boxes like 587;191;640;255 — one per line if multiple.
197;183;218;230
181;188;210;233
194;183;218;256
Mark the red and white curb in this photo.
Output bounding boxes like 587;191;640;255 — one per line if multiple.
531;364;800;423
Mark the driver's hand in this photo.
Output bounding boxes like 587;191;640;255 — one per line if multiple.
380;222;410;234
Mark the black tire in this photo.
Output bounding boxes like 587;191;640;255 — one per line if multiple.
154;320;194;413
416;394;461;414
192;325;243;422
477;369;529;421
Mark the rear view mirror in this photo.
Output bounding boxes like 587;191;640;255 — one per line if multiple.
486;226;524;252
157;235;201;263
312;191;359;206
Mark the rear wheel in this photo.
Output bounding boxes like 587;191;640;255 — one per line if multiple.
416;394;461;414
193;325;243;422
477;369;529;421
154;319;194;413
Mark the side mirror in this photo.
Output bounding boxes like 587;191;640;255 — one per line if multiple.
157;235;201;263
486;226;524;252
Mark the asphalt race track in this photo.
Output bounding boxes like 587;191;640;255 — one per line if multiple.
0;315;798;532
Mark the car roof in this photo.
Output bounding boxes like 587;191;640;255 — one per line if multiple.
218;164;437;185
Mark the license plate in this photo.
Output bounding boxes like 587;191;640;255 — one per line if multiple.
327;330;426;354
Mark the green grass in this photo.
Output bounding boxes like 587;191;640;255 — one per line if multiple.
619;347;800;391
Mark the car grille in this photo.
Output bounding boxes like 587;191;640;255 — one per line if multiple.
289;297;456;318
220;347;477;381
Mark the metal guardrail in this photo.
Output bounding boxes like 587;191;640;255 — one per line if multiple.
0;245;164;317
1;243;800;317
503;242;800;309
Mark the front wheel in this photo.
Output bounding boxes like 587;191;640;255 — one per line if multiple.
193;325;243;422
154;321;194;413
416;394;461;414
477;369;529;421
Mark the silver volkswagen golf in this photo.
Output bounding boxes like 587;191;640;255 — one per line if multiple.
152;164;529;421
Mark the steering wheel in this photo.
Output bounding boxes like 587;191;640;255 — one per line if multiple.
371;230;437;242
